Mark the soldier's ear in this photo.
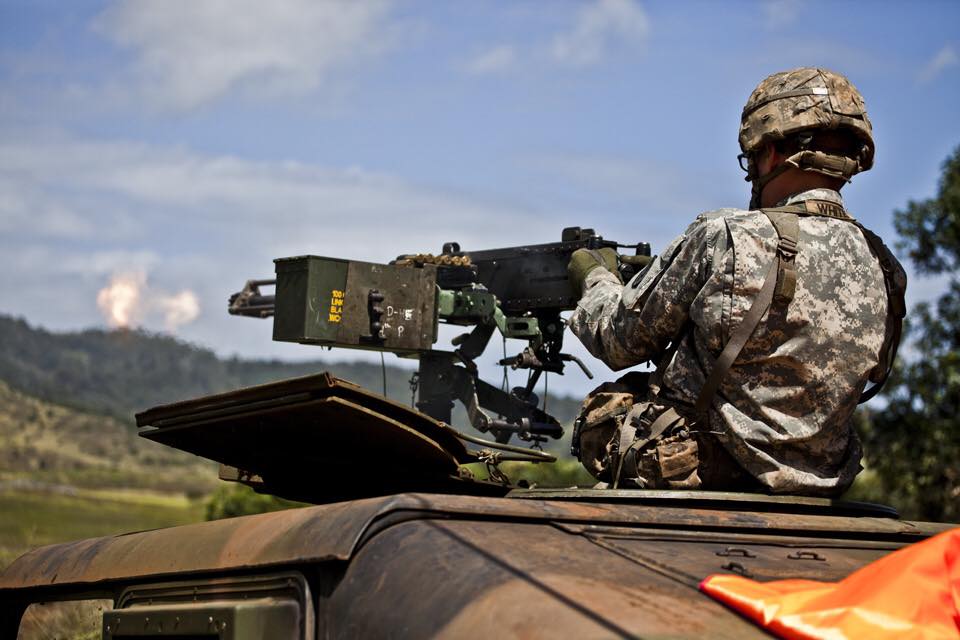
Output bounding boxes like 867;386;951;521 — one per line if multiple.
757;143;781;176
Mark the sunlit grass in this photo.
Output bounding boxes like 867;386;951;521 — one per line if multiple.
0;489;206;570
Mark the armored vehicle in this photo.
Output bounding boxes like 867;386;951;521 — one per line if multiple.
1;230;951;639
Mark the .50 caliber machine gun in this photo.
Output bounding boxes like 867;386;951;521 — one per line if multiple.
229;227;651;447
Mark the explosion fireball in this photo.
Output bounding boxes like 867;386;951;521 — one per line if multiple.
96;272;145;328
96;271;200;331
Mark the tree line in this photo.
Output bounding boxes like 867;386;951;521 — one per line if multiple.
0;314;581;430
859;144;960;521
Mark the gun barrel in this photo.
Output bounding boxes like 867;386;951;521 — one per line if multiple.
228;279;276;318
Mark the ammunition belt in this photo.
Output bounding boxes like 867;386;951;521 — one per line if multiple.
394;253;473;267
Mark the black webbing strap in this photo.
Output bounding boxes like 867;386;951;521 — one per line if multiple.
852;222;906;402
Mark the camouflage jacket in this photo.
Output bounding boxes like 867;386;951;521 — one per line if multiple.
570;189;902;495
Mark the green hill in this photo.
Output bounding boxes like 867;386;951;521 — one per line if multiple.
0;314;581;426
0;315;409;420
0;380;215;494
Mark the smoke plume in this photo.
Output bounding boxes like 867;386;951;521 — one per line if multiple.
96;271;200;331
97;272;146;328
156;290;201;331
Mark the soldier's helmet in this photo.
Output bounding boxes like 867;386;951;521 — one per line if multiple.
739;68;874;180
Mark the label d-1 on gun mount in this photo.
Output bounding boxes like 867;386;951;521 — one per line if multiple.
229;227;651;445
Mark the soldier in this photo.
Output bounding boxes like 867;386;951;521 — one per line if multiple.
567;68;905;496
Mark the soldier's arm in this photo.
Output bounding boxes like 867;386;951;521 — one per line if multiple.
569;216;725;370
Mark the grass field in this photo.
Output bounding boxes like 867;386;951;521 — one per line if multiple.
0;380;215;571
0;488;206;570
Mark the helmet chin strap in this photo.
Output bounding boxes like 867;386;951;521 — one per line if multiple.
747;160;792;209
747;150;857;209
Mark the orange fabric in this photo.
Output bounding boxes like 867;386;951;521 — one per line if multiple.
700;527;960;640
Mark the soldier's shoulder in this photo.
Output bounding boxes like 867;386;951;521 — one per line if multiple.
695;207;746;222
696;207;780;237
683;207;750;236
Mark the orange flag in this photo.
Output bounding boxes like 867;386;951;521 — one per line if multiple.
700;527;960;640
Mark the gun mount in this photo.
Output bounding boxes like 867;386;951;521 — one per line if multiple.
229;227;651;446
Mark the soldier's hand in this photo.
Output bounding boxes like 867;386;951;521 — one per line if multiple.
568;248;622;297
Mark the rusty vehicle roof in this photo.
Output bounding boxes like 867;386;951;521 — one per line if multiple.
1;491;949;593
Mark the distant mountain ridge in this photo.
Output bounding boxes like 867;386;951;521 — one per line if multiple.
0;314;580;427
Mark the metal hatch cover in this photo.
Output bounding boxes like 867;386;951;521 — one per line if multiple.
135;373;506;502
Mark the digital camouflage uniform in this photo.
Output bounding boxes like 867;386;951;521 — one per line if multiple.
569;187;902;495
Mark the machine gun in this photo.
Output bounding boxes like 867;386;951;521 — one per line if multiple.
229;227;651;447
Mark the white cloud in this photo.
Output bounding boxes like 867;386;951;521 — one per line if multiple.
0;140;541;259
463;45;517;75
917;45;958;85
0;136;551;345
550;0;649;67
0;180;97;239
94;0;395;111
5;245;160;281
459;0;650;75
762;0;802;30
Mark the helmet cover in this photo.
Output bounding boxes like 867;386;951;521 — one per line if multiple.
739;67;874;176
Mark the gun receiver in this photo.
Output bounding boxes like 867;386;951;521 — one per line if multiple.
228;227;650;445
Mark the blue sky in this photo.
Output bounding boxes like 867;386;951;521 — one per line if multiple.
1;0;958;396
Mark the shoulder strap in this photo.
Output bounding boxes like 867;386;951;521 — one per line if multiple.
694;210;797;418
764;210;800;303
851;222;906;402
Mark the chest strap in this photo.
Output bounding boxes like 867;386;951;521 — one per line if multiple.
693;200;904;418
